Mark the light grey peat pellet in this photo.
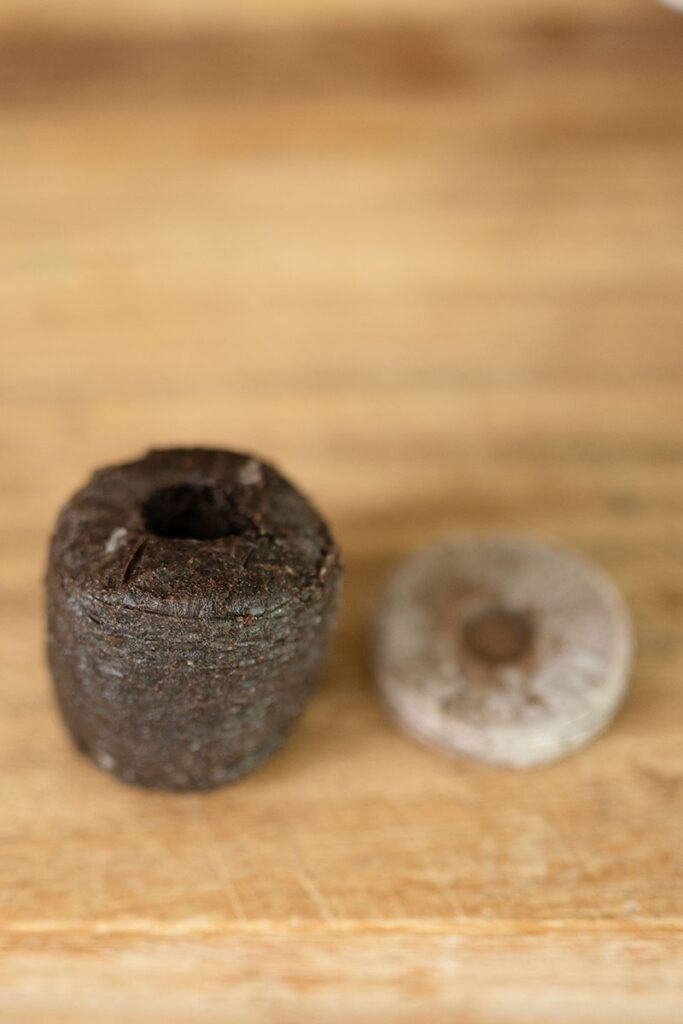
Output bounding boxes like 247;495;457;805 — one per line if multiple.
373;535;632;768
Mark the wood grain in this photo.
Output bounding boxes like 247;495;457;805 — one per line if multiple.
0;2;682;1020
0;0;654;33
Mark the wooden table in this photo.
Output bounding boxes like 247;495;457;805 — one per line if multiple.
1;1;682;1019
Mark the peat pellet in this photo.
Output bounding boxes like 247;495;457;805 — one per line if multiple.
373;535;632;768
46;448;342;790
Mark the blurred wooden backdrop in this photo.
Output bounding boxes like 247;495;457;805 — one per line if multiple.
1;0;682;1020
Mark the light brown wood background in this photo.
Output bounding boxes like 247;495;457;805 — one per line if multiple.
1;0;682;1020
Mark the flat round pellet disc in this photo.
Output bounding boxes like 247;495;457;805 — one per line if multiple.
373;535;633;768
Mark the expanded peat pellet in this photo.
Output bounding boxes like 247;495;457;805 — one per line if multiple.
45;448;342;790
373;535;632;768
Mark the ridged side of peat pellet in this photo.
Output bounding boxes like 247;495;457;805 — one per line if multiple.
46;448;342;790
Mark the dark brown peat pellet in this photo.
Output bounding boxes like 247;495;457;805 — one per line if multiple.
45;449;342;790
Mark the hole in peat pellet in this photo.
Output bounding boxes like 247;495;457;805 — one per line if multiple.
142;483;251;540
462;607;534;666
